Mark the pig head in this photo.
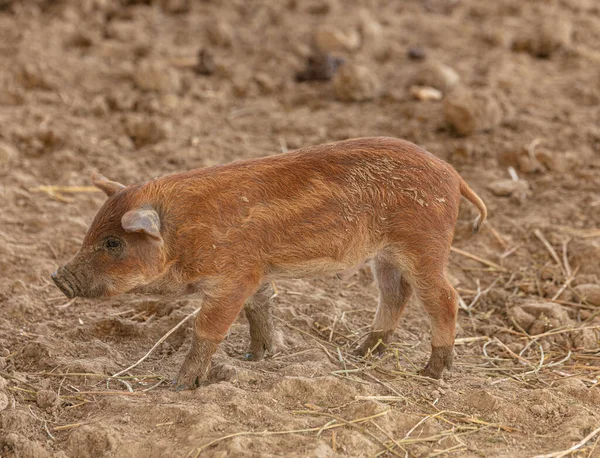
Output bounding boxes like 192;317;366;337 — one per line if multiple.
51;174;168;299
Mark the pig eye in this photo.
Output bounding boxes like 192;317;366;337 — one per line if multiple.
104;237;123;251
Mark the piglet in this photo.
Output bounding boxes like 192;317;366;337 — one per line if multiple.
51;137;487;389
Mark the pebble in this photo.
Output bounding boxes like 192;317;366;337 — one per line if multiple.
409;85;443;101
407;46;426;60
487;178;530;201
333;63;381;102
411;62;459;93
314;25;361;53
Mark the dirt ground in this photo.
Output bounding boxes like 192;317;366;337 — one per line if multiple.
1;0;600;456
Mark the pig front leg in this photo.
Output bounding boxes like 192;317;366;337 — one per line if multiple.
175;277;260;390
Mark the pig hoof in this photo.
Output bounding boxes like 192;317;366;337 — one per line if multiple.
419;364;443;380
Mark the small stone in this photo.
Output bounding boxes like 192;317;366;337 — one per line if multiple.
0;392;9;411
36;390;59;409
206;20;234;48
0;348;9;357
411;62;459;93
194;49;215;76
314;25;361;53
295;53;344;82
574;284;600;306
444;88;504;135
487;178;530;200
407;46;426;60
410;85;443;101
333;63;381;102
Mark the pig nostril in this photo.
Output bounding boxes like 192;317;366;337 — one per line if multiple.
51;271;75;299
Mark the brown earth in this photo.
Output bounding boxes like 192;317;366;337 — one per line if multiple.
1;0;600;457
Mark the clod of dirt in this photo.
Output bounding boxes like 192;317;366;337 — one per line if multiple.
0;433;52;458
0;140;18;167
463;389;498;412
410;61;459;94
66;426;118;458
409;85;443;101
0;392;9;411
159;0;190;14
314;25;361;53
0;357;6;370
512;16;572;58
407;46;426;60
124;117;169;148
487;178;530;202
295;53;344;82
194;48;216;76
0;376;7;390
358;9;387;60
333;63;381;102
65;30;94;48
206;20;234;48
295;0;338;15
573;284;600;306
36;389;59;409
18;63;55;90
134;62;182;93
443;88;504;135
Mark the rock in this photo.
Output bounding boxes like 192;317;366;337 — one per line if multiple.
487;178;530;199
134;62;181;94
333;63;381;102
314;25;361;53
194;48;216;76
509;305;536;330
0;376;7;390
409;85;443;101
407;46;426;60
410;62;459;93
296;53;344;82
513;16;572;58
0;392;10;411
36;389;59;409
443;88;504;135
206;20;234;48
574;284;600;306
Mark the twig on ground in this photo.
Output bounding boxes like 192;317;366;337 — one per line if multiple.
111;307;200;378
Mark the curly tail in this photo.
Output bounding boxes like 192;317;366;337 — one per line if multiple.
460;180;487;233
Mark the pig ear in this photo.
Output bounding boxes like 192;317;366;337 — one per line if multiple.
121;208;162;242
92;173;126;197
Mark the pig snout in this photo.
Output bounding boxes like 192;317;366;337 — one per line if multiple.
51;268;77;299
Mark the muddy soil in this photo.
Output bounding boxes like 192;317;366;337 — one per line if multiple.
1;0;600;457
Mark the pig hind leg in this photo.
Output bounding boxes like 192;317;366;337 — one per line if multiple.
356;259;412;356
243;282;275;361
410;262;458;380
